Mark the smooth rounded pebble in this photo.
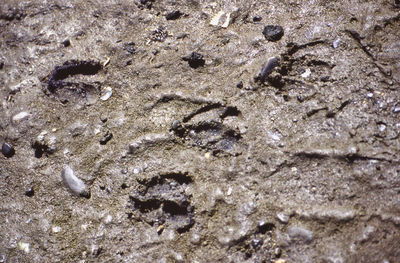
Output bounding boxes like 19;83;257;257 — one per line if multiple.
61;165;90;198
287;226;313;243
2;142;15;158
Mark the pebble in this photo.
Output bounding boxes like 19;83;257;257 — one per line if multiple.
61;165;90;198
276;212;290;224
332;38;341;48
100;86;113;101
274;247;282;257
99;130;113;145
298;208;356;222
393;103;400;113
52;226;62;233
17;241;30;253
253;15;262;22
251;238;263;249
366;92;374;98
259;57;279;82
25;187;34;197
182;52;205;69
165;10;183;20
62;39;70;47
2;142;15;158
12;111;30;122
262;25;284;41
287;226;313;243
210;11;231;28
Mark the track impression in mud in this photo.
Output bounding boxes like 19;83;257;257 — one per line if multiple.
171;103;243;156
128;172;194;234
45;60;103;103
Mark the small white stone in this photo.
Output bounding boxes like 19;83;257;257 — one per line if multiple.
18;241;30;253
61;165;89;197
277;212;290;223
332;38;341;48
301;68;311;78
210;11;231;28
52;226;62;233
12;111;30;122
190;233;201;244
287;226;313;243
100;86;113;101
104;215;113;224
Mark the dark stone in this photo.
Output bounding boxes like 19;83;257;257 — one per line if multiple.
251;239;263;250
140;0;152;9
100;114;108;123
258;57;279;82
257;221;275;234
62;39;70;47
165;10;183;20
100;131;113;145
2;142;15;158
25;187;35;197
253;16;262;22
297;95;304;102
236;81;243;89
262;25;284;41
182;52;205;69
0;61;4;70
320;76;330;82
123;42;135;54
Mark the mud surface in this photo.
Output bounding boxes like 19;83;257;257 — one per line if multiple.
1;0;400;262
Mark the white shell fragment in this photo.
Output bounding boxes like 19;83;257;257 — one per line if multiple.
12;111;30;122
100;86;113;101
18;241;30;253
61;165;90;197
301;68;311;78
210;11;231;28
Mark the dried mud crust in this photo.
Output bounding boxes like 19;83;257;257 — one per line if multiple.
0;0;400;263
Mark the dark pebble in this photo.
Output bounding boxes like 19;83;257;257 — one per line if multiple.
258;57;279;82
25;187;35;197
0;61;4;70
253;16;262;22
140;0;152;8
236;81;243;89
262;25;284;41
100;131;113;145
62;39;70;47
166;10;183;20
2;142;15;158
100;114;108;123
124;42;135;54
297;95;304;102
251;239;263;250
320;76;330;82
182;52;205;69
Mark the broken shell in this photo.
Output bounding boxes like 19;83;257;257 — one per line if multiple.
100;86;113;101
210;11;231;28
61;165;90;198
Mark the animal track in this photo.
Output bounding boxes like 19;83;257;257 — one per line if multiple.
129;172;194;233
